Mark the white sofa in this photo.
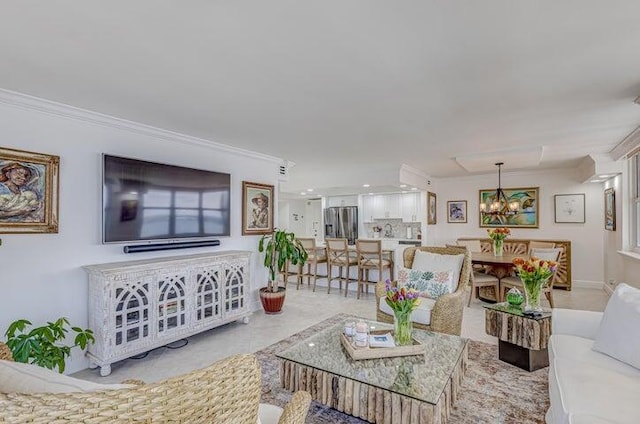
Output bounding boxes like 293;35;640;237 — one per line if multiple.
546;308;640;424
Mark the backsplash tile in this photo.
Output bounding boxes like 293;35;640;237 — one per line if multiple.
365;219;421;239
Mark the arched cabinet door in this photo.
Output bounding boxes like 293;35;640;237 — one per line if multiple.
223;258;249;318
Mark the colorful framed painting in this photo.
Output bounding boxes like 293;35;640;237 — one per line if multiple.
604;188;615;231
427;192;437;225
447;200;467;223
554;193;585;223
242;181;274;235
479;187;539;228
0;147;59;233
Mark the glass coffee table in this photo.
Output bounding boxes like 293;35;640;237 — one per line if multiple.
276;318;468;424
484;302;552;371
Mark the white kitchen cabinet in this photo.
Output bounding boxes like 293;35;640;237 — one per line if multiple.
84;251;251;376
401;192;420;222
362;193;420;222
327;195;358;207
382;193;401;218
362;195;376;223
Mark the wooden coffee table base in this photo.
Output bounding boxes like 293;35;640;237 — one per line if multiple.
280;343;468;424
498;340;549;372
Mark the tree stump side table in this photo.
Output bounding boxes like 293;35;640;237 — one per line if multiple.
484;303;552;372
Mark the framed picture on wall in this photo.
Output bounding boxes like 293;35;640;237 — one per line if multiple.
604;188;616;231
447;200;467;223
242;181;274;235
0;147;59;234
479;187;539;228
427;192;437;225
554;193;585;223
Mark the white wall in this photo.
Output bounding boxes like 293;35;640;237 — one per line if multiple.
0;95;281;373
430;168;605;286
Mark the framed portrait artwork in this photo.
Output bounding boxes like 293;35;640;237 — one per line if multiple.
447;200;467;223
242;181;274;235
554;193;585;223
427;192;437;225
0;147;59;233
479;187;539;228
604;188;616;231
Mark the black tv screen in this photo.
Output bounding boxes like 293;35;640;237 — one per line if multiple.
102;155;231;243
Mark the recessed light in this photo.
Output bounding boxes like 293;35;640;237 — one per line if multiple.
363;184;370;188
300;192;306;195
411;187;417;191
399;185;407;188
368;192;373;195
307;188;313;192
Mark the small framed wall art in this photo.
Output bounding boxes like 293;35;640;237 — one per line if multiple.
447;200;467;223
427;192;437;225
242;181;274;235
0;147;59;233
554;193;585;223
604;188;616;231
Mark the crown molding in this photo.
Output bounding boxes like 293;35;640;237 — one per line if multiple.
610;126;640;161
0;88;283;164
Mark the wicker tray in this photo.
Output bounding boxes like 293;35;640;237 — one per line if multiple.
340;330;425;360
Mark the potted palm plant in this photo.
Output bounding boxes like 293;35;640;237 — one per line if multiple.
258;229;308;314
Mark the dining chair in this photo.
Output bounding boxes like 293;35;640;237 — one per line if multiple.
450;243;500;306
500;247;563;307
355;239;394;299
295;238;327;292
528;241;555;253
325;238;358;296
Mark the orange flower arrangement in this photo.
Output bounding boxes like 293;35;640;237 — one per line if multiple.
512;256;558;313
487;227;510;241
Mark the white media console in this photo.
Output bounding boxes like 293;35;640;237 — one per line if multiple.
84;251;251;376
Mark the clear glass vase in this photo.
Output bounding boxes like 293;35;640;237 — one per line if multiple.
393;310;413;346
522;277;547;313
493;239;503;256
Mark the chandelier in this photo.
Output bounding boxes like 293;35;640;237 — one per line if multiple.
480;162;520;217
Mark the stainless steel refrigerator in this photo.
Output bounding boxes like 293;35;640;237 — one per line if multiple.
324;206;358;245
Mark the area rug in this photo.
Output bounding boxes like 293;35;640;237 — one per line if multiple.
256;313;549;424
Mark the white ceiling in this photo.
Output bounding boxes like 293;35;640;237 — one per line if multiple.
1;1;640;196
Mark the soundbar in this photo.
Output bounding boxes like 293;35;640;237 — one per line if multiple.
123;240;220;253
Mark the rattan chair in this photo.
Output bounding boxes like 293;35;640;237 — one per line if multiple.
356;239;394;299
375;246;471;336
499;247;562;307
326;238;358;296
0;343;311;424
296;237;327;291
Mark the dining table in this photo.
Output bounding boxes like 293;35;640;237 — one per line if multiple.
471;252;529;302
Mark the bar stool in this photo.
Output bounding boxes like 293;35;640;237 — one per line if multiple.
295;238;327;292
325;238;358;296
355;239;394;299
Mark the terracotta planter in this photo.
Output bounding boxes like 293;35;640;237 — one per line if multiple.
259;287;286;314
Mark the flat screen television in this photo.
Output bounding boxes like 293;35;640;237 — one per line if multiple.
102;155;231;243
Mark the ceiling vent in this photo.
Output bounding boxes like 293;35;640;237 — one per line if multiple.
278;162;289;181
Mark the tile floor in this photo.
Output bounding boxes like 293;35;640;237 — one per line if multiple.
73;279;609;384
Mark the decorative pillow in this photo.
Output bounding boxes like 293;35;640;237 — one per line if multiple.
397;267;455;300
592;283;640;370
0;359;135;394
411;250;465;288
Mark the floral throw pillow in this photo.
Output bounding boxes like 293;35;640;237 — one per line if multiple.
397;267;455;300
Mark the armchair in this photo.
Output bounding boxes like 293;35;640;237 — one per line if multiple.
375;246;471;335
0;342;310;424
